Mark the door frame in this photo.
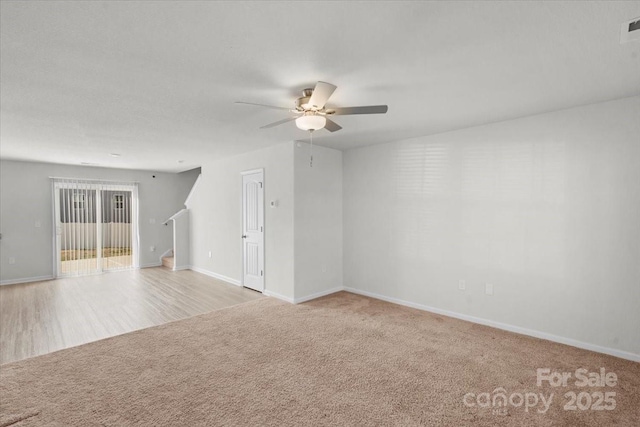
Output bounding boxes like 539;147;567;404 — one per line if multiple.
240;168;265;292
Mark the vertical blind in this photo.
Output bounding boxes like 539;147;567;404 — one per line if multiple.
51;178;139;277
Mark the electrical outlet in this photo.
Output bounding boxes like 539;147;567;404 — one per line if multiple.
458;280;466;291
150;246;156;252
485;283;494;296
8;257;16;265
208;251;212;258
149;218;156;224
35;221;41;228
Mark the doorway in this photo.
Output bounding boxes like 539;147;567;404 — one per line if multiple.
52;179;139;277
241;169;264;292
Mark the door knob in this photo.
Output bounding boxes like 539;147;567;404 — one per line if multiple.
242;235;247;239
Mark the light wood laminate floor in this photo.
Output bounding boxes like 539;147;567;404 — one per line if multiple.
0;267;263;364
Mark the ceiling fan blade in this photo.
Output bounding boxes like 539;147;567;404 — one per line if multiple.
324;118;342;132
308;81;337;109
260;117;297;129
328;105;388;115
235;101;292;111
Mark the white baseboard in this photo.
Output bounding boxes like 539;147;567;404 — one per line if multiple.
0;275;55;286
189;266;241;286
344;287;640;363
173;265;190;271
263;289;294;303
294;286;344;304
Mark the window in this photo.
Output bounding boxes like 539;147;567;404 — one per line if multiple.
113;194;124;210
73;193;86;210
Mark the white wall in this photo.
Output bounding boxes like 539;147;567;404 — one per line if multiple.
0;160;200;284
294;142;343;301
172;210;190;271
343;96;640;358
187;142;295;300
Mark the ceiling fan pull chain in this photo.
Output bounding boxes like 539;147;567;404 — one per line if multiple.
309;130;314;168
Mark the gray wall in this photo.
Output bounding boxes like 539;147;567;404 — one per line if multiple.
187;141;343;303
0;160;200;283
293;142;343;301
173;210;190;271
187;142;295;300
343;96;640;358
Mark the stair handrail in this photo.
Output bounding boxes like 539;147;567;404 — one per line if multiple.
162;208;188;226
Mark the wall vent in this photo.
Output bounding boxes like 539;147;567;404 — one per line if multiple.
620;17;640;43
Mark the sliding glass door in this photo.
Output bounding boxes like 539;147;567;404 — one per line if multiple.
53;179;139;277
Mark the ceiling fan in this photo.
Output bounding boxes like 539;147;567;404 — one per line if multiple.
235;81;388;132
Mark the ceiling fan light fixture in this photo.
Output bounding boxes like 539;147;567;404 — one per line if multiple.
237;81;387;132
295;114;326;131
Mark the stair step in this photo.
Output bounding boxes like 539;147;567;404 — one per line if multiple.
162;256;174;269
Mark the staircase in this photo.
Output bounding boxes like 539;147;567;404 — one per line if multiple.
161;209;190;272
162;255;174;270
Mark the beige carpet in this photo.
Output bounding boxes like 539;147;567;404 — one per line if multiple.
1;292;638;426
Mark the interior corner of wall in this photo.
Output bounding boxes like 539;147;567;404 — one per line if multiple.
184;173;202;207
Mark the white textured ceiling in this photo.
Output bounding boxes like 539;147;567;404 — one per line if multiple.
1;1;639;172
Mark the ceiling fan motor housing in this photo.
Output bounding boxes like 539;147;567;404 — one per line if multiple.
295;96;310;110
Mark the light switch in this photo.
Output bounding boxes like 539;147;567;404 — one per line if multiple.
485;283;494;296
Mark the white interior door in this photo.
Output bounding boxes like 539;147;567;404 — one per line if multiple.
242;169;264;292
